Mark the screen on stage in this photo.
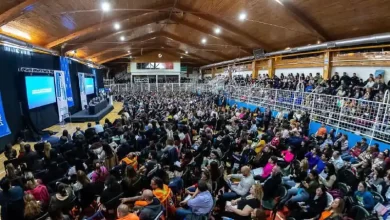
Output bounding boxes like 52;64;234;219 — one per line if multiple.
84;77;95;95
25;76;56;109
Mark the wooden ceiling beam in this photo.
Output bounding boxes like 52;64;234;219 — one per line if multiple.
161;31;231;60
45;3;172;49
170;16;253;55
0;0;40;27
275;0;329;41
87;32;160;59
99;52;131;64
175;4;272;51
65;13;170;52
159;48;207;65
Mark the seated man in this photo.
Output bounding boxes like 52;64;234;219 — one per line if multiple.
134;190;163;220
218;166;254;208
176;180;214;219
117;204;139;220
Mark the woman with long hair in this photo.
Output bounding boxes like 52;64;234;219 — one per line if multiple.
121;165;141;197
319;163;337;190
223;184;263;220
282;159;309;187
24;193;43;220
319;198;345;220
25;172;50;205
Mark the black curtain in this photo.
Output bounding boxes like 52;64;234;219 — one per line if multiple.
0;46;104;150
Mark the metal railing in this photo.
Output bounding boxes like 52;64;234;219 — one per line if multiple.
225;85;390;144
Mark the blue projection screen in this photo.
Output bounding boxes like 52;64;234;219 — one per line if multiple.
25;76;56;109
84;77;95;95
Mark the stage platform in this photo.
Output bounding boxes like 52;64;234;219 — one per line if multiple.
66;104;114;122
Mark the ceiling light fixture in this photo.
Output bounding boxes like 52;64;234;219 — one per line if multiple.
180;56;183;59
101;2;111;12
120;36;125;41
214;28;221;34
274;0;283;5
129;56;132;58
114;22;121;30
201;38;207;44
185;51;188;54
1;26;31;40
238;12;247;21
127;50;131;53
317;40;321;44
158;53;162;58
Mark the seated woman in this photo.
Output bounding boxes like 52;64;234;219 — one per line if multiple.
4;163;23;187
278;146;294;168
319;163;337;191
319;198;345;220
223;183;263;220
24;172;50;206
354;181;375;211
121;165;142;197
254;156;278;182
24;193;45;220
282;159;309;188
48;183;76;213
280;170;320;205
289;185;328;219
184;170;212;195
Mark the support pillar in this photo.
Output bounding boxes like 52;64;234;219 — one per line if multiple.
323;51;332;80
267;58;275;78
252;61;259;79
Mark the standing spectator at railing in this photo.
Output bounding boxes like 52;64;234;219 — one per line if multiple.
315;72;323;84
340;72;351;85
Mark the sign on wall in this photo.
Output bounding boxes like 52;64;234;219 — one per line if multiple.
0;92;11;138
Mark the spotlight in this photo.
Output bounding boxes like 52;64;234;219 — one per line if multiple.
317;40;321;44
101;2;111;12
185;51;188;54
214;28;221;34
201;38;207;44
114;23;120;30
158;53;162;58
180;56;183;59
238;13;247;21
120;36;125;41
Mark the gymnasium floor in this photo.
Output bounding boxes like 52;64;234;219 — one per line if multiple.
0;102;123;178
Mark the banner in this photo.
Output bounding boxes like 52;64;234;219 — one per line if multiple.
78;72;88;110
54;70;69;122
0;92;11;138
60;57;74;107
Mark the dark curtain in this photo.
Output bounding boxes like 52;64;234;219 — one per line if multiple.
0;46;104;150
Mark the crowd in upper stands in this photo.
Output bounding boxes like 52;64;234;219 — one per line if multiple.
1;90;390;220
225;72;389;102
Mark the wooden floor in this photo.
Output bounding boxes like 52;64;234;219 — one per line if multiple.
0;102;123;178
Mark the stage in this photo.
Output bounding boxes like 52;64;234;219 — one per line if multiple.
66;104;114;122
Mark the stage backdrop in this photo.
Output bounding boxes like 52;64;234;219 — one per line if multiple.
0;44;104;151
54;70;69;122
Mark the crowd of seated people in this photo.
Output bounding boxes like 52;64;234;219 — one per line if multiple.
224;72;390;102
2;90;390;220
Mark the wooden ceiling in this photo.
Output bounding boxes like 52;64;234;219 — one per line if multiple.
0;0;389;68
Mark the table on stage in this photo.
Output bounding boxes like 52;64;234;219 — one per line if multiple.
88;100;108;115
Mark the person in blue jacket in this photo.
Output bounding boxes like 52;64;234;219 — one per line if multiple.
354;181;375;210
